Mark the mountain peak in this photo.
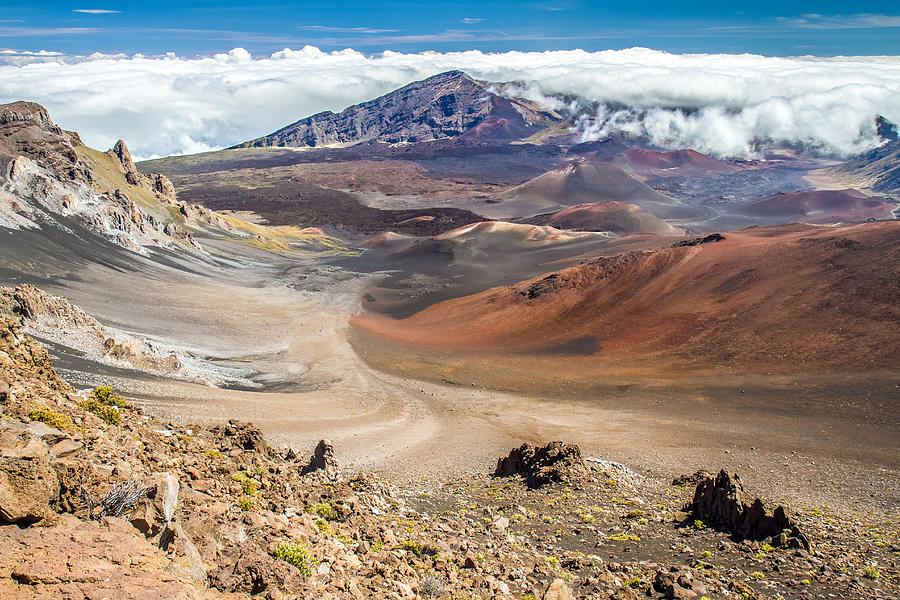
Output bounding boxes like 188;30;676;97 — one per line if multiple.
235;71;560;149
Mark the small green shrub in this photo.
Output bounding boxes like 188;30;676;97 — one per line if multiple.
312;501;341;521
78;397;121;426
232;471;259;496
608;532;641;542
92;386;127;408
701;550;712;558
862;566;880;579
315;518;334;535
580;513;596;524
273;542;315;577
693;519;705;530
624;576;643;588
29;406;73;430
625;509;646;519
399;540;439;557
237;497;254;511
750;571;765;580
203;450;223;459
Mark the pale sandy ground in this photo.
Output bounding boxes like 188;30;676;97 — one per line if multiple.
40;254;898;521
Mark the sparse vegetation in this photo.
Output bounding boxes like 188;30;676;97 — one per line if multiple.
232;471;260;496
92;385;127;408
81;479;151;520
273;541;315;577
78;396;121;426
399;540;440;557
312;501;341;521
418;574;447;598
862;565;880;579
28;405;73;430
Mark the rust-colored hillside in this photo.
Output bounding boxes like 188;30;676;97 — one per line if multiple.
352;222;900;375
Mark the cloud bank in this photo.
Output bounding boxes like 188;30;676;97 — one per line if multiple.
1;46;898;160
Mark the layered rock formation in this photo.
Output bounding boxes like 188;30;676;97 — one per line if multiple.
237;70;561;148
0;101;237;254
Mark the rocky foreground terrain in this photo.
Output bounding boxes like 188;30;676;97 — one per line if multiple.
1;304;897;599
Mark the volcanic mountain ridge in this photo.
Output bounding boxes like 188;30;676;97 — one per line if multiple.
235;70;562;149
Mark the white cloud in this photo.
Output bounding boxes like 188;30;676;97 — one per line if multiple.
73;9;121;14
461;18;484;24
0;46;898;159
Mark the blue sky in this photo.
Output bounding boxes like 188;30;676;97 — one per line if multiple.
1;1;899;56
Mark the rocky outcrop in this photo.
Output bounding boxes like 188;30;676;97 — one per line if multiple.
684;470;811;550
237;70;561;148
0;101;212;254
494;441;587;488
0;101;90;182
209;420;266;453
301;439;339;479
110;139;141;185
0;284;184;376
876;115;899;142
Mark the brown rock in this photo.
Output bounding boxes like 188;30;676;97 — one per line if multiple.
0;425;59;524
0;513;206;599
211;420;266;453
494;441;587;488
302;439;339;479
543;578;575;600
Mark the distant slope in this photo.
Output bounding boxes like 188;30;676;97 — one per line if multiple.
353;222;900;375
738;189;897;223
235;70;561;149
614;148;738;176
480;161;704;220
830;139;900;196
521;202;681;235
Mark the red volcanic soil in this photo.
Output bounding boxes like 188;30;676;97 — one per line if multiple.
352;222;900;376
618;148;738;175
522;201;680;235
739;189;897;223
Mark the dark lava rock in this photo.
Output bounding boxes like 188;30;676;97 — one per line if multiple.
684;469;810;550
210;420;266;453
671;233;725;247
494;441;587;488
301;439;339;479
876;115;899;142
672;470;712;487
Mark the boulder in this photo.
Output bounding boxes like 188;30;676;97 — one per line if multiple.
302;439;339;479
543;578;575;600
160;520;207;586
684;470;810;550
131;472;180;538
210;420;266;453
0;424;59;524
494;441;587;488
